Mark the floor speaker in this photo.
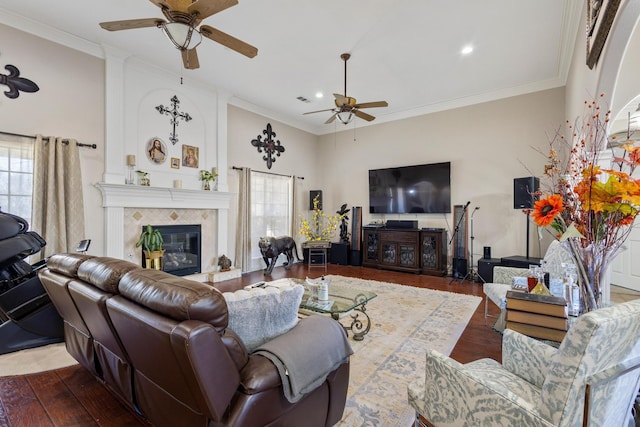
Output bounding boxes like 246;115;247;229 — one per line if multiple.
350;250;361;266
309;190;322;210
452;258;467;278
513;177;540;209
331;243;350;265
477;258;501;283
351;206;362;251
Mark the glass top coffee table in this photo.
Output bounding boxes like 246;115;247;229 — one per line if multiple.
296;278;377;341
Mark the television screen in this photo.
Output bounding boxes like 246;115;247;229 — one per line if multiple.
369;162;451;214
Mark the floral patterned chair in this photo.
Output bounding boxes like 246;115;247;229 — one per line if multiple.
483;240;573;328
407;298;640;426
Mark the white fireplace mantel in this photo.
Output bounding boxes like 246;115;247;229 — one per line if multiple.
96;183;232;260
96;183;232;209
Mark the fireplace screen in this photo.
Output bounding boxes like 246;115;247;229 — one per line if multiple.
145;224;201;276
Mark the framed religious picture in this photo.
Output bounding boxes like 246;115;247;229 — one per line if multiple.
182;144;199;168
586;0;621;69
146;137;167;164
170;157;180;169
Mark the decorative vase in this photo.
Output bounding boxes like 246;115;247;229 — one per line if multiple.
140;176;150;186
202;180;211;191
560;240;619;313
530;281;551;295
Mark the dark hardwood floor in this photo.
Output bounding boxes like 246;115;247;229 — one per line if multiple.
0;263;502;427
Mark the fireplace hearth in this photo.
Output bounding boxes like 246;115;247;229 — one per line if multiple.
145;224;201;276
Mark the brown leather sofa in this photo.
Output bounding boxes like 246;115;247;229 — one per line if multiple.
39;254;350;427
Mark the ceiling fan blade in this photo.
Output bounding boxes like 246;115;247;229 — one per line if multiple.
188;0;238;20
182;48;200;69
354;101;388;109
148;0;190;13
200;25;258;58
99;18;164;31
325;113;338;124
303;108;335;115
354;109;376;122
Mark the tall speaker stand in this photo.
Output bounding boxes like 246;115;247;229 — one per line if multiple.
525;211;531;259
449;202;470;284
462;207;480;282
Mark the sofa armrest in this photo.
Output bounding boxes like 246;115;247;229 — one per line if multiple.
502;329;557;388
414;349;553;426
253;315;353;403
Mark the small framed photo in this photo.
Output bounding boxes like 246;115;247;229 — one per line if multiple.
146;137;167;164
170;157;180;169
182;144;199;168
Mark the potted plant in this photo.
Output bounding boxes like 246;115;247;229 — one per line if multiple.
135;224;164;269
136;170;150;186
199;169;218;190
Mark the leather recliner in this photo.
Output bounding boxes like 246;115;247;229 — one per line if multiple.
39;254;350;427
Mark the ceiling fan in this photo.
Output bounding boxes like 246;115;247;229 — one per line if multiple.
99;0;257;70
304;53;388;125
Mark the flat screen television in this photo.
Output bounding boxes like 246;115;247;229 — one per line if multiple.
369;162;451;214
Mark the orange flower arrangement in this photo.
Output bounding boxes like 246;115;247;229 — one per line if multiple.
530;95;640;311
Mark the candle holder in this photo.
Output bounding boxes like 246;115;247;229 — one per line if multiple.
125;165;135;185
125;154;136;185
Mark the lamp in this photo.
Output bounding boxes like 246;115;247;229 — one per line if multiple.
337;110;354;125
161;22;202;50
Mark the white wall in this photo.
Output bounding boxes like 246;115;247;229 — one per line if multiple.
0;23;105;255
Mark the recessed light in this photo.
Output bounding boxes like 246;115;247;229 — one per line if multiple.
461;45;473;55
315;92;323;99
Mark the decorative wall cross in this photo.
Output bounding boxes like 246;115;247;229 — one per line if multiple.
155;95;192;145
1;64;39;99
251;123;285;169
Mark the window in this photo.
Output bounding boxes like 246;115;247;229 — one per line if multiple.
248;171;293;272
0;135;34;221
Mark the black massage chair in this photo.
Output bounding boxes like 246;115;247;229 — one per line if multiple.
0;209;63;354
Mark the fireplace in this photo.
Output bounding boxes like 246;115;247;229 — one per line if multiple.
144;224;201;276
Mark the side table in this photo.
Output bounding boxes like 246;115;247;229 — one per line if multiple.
302;241;331;272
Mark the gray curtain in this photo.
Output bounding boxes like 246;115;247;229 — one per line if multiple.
31;135;85;260
235;167;251;272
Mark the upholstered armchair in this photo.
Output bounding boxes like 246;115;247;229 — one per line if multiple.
408;299;640;426
483;240;573;327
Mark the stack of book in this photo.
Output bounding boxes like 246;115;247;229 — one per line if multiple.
505;290;569;342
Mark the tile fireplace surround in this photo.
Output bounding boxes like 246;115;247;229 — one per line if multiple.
96;183;232;277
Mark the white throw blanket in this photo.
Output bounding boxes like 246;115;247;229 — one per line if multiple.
254;314;353;403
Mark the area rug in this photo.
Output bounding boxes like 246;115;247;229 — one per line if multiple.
324;275;481;427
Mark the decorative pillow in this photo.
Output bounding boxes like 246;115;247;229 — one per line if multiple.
223;279;304;352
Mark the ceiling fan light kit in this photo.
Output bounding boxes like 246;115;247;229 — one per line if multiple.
337;111;354;125
161;22;202;50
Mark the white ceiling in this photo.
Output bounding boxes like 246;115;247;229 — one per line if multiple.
0;0;581;135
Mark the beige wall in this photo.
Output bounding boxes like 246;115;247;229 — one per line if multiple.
315;88;566;261
0;23;105;255
227;105;321;259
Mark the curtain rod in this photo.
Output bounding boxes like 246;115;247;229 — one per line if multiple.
232;166;304;180
0;131;97;149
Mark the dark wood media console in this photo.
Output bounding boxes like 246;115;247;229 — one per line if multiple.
362;226;447;276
